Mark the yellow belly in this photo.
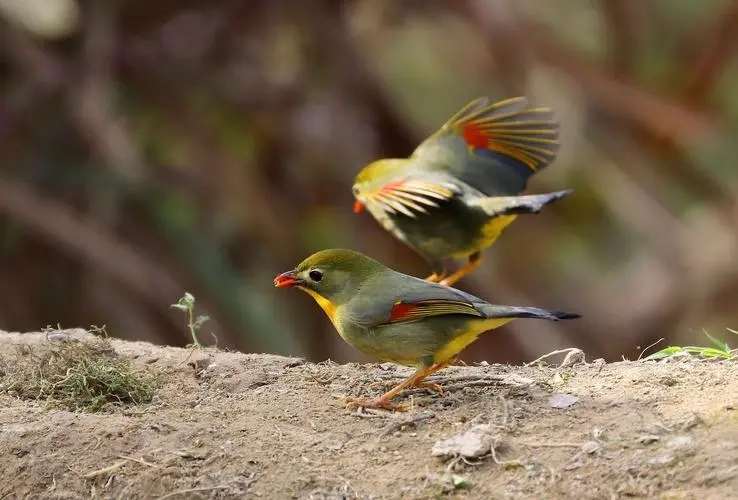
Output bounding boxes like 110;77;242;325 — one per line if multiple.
450;214;518;259
298;286;515;368
433;317;514;363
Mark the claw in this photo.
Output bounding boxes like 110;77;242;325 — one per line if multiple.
343;359;456;413
413;381;444;394
343;397;410;412
369;380;443;394
368;380;393;390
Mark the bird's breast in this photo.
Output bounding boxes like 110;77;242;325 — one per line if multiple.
390;200;491;260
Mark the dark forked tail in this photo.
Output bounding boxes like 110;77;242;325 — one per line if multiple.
479;304;581;321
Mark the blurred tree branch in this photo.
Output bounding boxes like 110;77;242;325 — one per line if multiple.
600;0;640;76
455;0;719;144
520;19;720;143
681;0;738;104
0;178;222;337
462;0;528;94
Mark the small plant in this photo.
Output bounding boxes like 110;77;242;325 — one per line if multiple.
171;292;210;348
88;324;109;337
424;472;472;498
0;336;155;412
642;328;737;361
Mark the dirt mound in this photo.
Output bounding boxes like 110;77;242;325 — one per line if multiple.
1;329;736;499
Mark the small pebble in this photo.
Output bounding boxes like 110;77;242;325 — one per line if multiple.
564;460;583;471
666;436;694;450
549;393;579;409
638;435;660;445
581;441;600;454
648;454;674;465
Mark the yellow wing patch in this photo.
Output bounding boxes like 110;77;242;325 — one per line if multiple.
367;179;458;218
436;96;561;173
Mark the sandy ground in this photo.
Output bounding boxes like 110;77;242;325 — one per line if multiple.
0;329;737;500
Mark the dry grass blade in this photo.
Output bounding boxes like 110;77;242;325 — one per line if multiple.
0;338;155;412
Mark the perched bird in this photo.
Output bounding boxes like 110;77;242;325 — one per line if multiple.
352;96;571;286
274;249;580;411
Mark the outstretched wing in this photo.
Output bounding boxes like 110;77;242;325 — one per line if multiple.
410;97;561;195
358;174;461;219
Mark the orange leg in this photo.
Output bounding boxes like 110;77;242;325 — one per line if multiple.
345;358;456;412
369;380;444;393
439;252;481;287
424;272;447;283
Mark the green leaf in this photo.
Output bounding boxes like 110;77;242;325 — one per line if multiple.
703;330;730;353
193;314;210;330
682;346;731;359
643;346;684;360
450;475;471;489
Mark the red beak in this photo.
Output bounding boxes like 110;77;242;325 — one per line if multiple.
274;270;304;288
353;200;364;214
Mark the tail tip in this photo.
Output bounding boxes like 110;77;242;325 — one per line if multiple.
552;189;574;200
554;311;582;320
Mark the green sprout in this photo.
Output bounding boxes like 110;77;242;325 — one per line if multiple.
171;292;211;348
643;328;737;361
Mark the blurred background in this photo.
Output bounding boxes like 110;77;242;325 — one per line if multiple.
1;0;737;364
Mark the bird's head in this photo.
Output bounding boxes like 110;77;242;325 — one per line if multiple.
351;159;406;214
274;248;384;306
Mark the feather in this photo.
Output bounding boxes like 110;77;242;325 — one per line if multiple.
410;97;562;194
387;299;484;323
365;179;457;218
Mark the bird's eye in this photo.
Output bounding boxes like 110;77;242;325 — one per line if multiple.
352;186;359;195
309;270;323;282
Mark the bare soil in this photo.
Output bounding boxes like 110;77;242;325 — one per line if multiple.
1;329;737;500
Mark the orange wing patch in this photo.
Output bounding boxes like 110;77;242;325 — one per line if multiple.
388;299;483;323
461;122;489;149
448;97;561;173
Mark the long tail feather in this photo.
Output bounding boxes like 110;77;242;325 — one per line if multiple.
480;305;581;321
469;189;572;217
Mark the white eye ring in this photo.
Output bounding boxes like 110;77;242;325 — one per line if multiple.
309;269;323;282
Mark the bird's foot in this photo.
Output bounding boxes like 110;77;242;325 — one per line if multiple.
414;381;443;394
439;276;460;287
343;397;409;412
368;380;443;394
368;380;394;390
440;253;481;287
424;273;444;283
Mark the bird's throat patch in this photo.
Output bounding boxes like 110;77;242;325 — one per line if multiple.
299;287;338;325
